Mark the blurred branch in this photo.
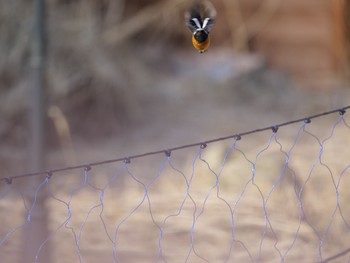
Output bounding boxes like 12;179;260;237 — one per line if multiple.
0;74;87;140
224;0;281;51
48;105;77;166
223;0;249;52
102;0;189;45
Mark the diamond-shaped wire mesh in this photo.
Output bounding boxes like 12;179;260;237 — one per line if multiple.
1;108;350;263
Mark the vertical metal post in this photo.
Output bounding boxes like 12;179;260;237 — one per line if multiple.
30;0;46;173
22;0;51;261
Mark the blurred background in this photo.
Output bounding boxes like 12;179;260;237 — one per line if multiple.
1;0;349;175
1;0;350;262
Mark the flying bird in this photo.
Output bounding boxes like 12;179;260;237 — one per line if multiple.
185;0;217;53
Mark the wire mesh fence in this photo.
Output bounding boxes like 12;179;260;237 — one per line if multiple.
1;106;350;263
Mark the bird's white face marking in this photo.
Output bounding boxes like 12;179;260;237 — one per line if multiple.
202;18;210;29
191;18;202;29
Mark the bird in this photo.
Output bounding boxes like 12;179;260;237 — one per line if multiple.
185;0;217;53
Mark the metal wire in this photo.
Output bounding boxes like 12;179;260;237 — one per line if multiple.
1;105;349;183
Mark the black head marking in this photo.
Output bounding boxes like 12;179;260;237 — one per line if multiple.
194;30;209;43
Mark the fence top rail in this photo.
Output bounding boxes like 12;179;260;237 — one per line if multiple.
1;105;349;184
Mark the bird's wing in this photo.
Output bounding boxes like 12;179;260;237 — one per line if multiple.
185;1;216;33
202;0;216;32
185;3;202;33
202;17;215;32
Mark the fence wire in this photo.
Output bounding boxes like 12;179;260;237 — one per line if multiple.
0;106;350;263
